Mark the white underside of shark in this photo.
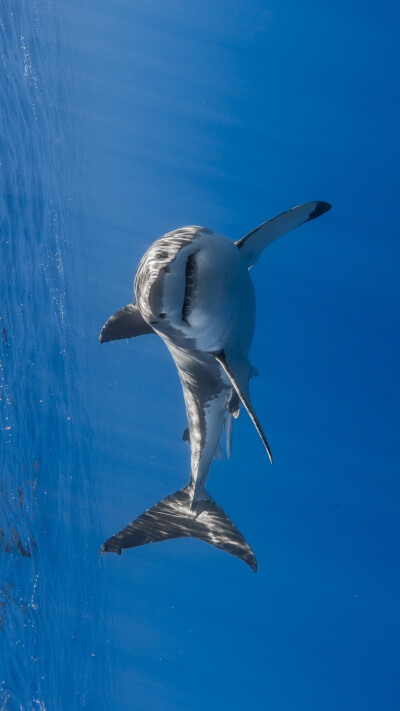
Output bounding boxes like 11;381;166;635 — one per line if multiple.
99;201;331;571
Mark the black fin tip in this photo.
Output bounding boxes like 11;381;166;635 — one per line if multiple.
307;201;332;221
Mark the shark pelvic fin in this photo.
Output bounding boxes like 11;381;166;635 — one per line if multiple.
224;412;234;459
236;200;331;268
212;350;273;465
100;484;257;572
99;303;154;344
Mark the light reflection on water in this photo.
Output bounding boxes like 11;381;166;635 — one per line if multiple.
0;2;109;708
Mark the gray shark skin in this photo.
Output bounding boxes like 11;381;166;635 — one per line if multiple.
99;201;331;571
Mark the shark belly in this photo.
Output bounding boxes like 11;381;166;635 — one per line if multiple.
164;339;232;501
138;227;258;502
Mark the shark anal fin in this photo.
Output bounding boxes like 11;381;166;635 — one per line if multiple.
236;201;331;268
99;303;155;344
212;350;273;465
100;485;257;572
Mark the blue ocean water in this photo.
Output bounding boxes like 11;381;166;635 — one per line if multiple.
0;2;110;709
1;1;400;710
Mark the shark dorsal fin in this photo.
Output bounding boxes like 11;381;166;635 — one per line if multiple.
236;201;331;268
212;350;273;464
99;303;155;344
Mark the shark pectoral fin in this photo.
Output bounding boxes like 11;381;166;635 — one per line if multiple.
235;201;331;268
99;302;155;344
212;350;273;465
100;485;257;571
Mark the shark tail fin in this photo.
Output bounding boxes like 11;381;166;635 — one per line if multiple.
100;485;257;572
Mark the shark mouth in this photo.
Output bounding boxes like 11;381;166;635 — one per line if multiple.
134;227;205;325
181;251;198;324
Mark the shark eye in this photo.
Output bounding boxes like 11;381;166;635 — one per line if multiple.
159;313;166;318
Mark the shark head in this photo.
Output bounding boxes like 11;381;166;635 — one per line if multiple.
134;226;200;329
134;225;255;354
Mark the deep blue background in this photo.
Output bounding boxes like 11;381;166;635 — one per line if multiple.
1;1;399;709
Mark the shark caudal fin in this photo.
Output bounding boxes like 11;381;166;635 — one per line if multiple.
100;485;257;572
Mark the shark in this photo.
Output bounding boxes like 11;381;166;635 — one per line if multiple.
99;200;331;571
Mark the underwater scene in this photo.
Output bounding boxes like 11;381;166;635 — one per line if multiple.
1;1;399;709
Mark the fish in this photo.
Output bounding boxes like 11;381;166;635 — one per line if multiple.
99;200;331;571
